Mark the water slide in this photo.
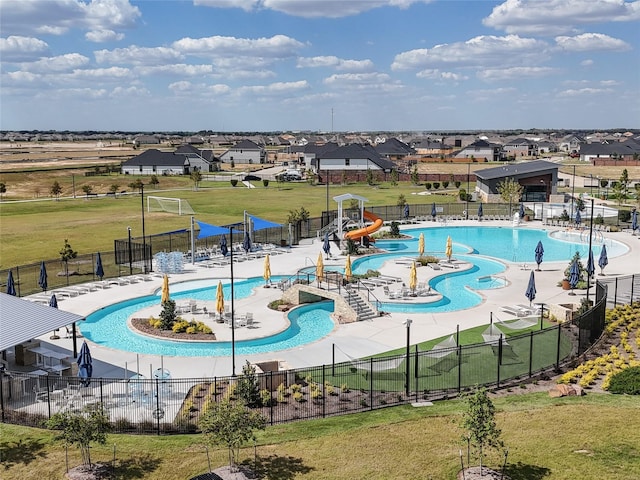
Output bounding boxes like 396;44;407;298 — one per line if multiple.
344;210;383;241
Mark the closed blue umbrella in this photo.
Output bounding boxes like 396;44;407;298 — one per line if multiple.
6;270;16;296
403;204;410;219
431;202;437;220
575;209;581;225
477;203;483;220
49;294;58;309
534;241;544;271
38;261;48;292
519;203;525;218
322;232;331;257
586;249;595;278
632;209;638;233
598;245;608;275
77;341;93;387
242;231;252;253
569;259;580;295
525;270;536;306
95;252;104;280
219;235;228;257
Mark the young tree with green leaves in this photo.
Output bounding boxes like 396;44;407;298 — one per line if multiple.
236;361;261;407
59;239;78;283
496;177;523;215
366;168;374;186
50;180;63;200
128;178;144;192
109;183;120;195
46;405;111;467
396;194;407;207
190;170;203;190
460;387;504;473
0;181;6;200
390;169;399;186
159;299;177;330
411;165;419;185
81;185;93;198
199;400;266;471
149;174;160;189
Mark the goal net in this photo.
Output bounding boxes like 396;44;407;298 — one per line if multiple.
147;196;195;215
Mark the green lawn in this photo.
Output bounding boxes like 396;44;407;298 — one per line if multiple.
2;393;639;479
0;178;457;268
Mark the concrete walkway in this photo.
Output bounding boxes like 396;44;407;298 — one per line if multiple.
28;219;640;379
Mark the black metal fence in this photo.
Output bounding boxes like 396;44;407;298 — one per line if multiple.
1;279;616;435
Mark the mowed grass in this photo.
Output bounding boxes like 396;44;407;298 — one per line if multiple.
0;178;455;268
2;393;639;479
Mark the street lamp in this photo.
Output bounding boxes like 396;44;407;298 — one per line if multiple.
466;163;470;220
229;225;236;377
586;199;595;305
140;183;147;273
404;318;412;397
571;164;576;221
127;226;133;276
589;174;593;198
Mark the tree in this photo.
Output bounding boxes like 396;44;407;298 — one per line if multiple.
81;185;93;198
59;238;78;283
50;180;63;200
613;169;630;207
190;170;203;190
109;183;120;195
199;400;266;471
46;405;111;467
396;194;407;207
390;169;399;186
411;165;419;185
128;178;144;192
149;175;160;189
496;177;523;214
341;169;348;186
0;181;6;200
460;387;504;473
366;168;374;186
159;299;177;330
236;361;261;407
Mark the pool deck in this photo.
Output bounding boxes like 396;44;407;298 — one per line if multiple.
27;219;640;379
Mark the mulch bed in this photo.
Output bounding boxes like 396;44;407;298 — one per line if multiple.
130;318;216;341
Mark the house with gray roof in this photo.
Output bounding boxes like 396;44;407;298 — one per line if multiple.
474;160;560;203
311;144;396;174
456;139;505;162
503;137;538;158
374;137;414;160
219;139;265;164
122;146;217;175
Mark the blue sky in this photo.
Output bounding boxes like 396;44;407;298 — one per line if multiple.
1;0;638;132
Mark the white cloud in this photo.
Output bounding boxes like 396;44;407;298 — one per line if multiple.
466;87;518;102
416;69;468;81
557;87;615;97
581;59;594;66
172;34;304;59
323;72;392;86
483;0;640;36
297;56;374;71
21;53;90;73
0;35;49;61
195;0;434;18
555;33;631;52
134;64;214;77
110;86;151;97
94;45;183;65
86;29;125;43
238;80;310;95
392;35;548;70
477;66;558;81
0;0;140;36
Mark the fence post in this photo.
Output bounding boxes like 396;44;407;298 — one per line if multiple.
322;366;326;418
614;277;618;307
369;358;373;410
631;274;635;303
497;336;502;388
46;375;51;418
269;371;274;426
528;332;534;378
155;378;160;435
0;372;4;422
556;324;562;370
457;345;462;393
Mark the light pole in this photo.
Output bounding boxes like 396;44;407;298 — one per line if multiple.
590;174;593;198
586;199;594;305
141;183;147;273
571;164;576;221
229;225;236;377
127;226;133;276
404;318;412;397
466;163;470;220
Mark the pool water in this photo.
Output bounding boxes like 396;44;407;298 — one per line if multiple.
81;279;336;356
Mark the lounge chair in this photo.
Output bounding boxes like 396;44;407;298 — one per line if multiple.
245;312;254;327
429;263;442;270
501;305;530;318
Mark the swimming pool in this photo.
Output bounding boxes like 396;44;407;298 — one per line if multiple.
81;278;336;356
375;226;627;263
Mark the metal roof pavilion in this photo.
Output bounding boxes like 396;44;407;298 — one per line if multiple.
0;293;85;352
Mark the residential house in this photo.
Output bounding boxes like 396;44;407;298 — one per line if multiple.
503;137;538;158
456;139;505;162
374;137;414;161
122;145;218;175
218;139;265;164
474;160;559;203
312;143;396;174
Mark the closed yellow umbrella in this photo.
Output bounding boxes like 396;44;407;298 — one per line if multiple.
345;254;352;282
215;280;225;319
409;261;418;294
263;254;271;286
161;274;170;303
316;252;324;284
418;232;425;256
445;235;453;261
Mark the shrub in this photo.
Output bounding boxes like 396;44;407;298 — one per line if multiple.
607;366;640;395
454;181;461;188
432;182;440;189
459;188;467;201
389;221;400;237
594;214;604;225
293;391;305;402
259;389;273;406
230;179;238;187
442;181;449;189
618;210;631;223
424;182;432;190
262;179;269;187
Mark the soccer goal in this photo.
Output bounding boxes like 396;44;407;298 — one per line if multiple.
147;196;195;215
